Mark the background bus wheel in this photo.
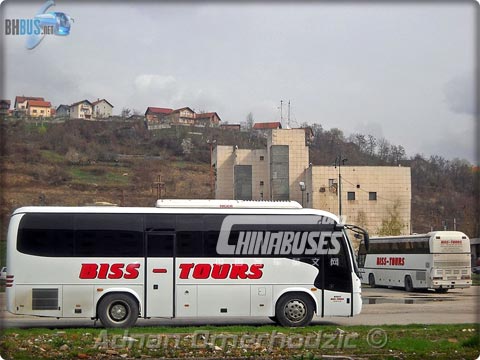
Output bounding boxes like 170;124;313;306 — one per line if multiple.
98;293;138;328
368;273;376;288
435;288;448;293
275;293;314;327
404;275;414;292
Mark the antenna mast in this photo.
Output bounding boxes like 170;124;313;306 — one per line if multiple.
280;100;284;126
287;100;291;129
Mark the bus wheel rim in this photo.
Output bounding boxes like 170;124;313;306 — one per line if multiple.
284;299;306;322
110;303;128;321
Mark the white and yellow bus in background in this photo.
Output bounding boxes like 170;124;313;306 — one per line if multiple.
358;231;471;293
6;200;368;328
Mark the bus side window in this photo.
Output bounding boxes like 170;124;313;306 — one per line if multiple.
18;213;74;257
75;214;143;257
323;236;352;292
145;214;175;232
203;215;226;257
176;215;203;257
147;233;174;257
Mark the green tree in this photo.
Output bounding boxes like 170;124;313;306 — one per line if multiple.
377;201;405;236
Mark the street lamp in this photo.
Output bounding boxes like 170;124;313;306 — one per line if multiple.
299;181;306;207
334;155;347;218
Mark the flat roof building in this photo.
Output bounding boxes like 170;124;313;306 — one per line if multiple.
213;128;411;236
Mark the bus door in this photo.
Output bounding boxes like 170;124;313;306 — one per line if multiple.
145;231;175;317
322;237;353;316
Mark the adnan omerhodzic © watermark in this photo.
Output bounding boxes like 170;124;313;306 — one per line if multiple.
93;328;388;351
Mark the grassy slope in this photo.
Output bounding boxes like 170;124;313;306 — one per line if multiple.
1;324;478;360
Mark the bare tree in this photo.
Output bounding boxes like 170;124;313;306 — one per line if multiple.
246;112;254;131
121;108;132;118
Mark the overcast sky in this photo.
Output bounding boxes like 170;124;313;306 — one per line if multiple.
2;1;477;162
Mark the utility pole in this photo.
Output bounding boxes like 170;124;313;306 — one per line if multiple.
152;174;165;200
335;154;348;218
207;139;216;197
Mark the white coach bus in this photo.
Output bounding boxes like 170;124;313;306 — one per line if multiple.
358;231;472;293
6;200;368;328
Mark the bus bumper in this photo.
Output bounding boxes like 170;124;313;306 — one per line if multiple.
432;280;472;289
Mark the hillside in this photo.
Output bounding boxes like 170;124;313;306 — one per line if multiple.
0;119;478;243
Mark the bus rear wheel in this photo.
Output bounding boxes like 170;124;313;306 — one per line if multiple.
98;293;139;328
404;275;414;292
275;293;314;327
368;273;376;288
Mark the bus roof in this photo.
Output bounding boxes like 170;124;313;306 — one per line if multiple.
370;231;469;241
11;204;340;221
155;199;303;209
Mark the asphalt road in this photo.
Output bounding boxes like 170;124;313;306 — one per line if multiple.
1;286;478;329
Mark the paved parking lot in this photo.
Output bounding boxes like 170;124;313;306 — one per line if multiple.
1;286;478;328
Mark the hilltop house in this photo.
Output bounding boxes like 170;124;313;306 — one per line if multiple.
14;96;45;115
165;107;196;125
26;100;52;117
145;107;173;122
0;100;11;115
220;123;241;131
56;104;70;117
195;112;221;127
70;100;93;119
144;106;222;128
92;99;114;118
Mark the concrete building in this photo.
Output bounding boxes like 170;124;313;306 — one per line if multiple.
213;128;411;236
305;165;411;235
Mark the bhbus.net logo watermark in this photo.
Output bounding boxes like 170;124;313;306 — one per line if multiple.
4;0;73;49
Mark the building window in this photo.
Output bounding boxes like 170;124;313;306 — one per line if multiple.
260;156;264;161
32;109;37;113
347;192;355;201
259;181;264;186
307;193;310;203
328;179;336;186
369;192;377;201
40;110;44;114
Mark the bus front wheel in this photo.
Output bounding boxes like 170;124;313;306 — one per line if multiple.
404;275;414;292
269;316;279;324
368;273;376;288
275;293;314;327
435;288;448;293
98;293;139;328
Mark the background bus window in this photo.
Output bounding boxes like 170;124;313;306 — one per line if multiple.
18;213;74;257
74;214;143;257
